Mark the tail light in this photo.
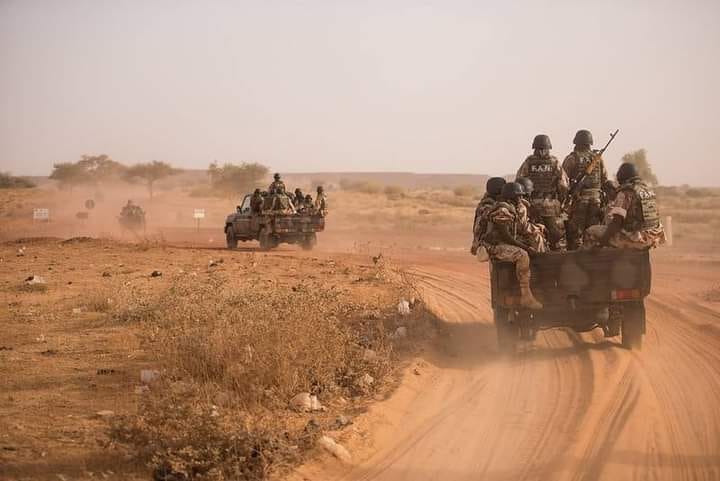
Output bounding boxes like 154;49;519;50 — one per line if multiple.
611;288;641;301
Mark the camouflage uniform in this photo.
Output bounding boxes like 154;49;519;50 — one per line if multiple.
516;154;569;250
471;194;496;258
268;180;286;194
482;202;531;285
315;192;327;217
563;148;608;249
517;197;548;253
584;178;665;249
250;191;264;214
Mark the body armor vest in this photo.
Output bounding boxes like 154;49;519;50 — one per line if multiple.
573;151;602;190
525;155;557;197
620;179;660;231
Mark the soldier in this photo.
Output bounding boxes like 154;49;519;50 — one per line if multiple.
303;194;315;214
470;177;505;256
601;179;620;224
516;134;569;250
268;173;286;194
483;182;543;309
250;188;264;215
516;177;548;253
294;188;304;207
584;163;665;249
315;185;327;216
563;130;608;249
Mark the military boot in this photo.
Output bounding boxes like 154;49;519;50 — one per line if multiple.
519;283;543;310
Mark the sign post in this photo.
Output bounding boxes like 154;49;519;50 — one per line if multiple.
193;209;205;233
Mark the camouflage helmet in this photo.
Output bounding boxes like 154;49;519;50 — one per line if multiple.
516;177;534;196
573;129;594;146
273;173;281;180
295;188;302;194
532;134;552;150
485;177;506;196
616;162;639;184
253;188;261;195
317;185;324;193
305;194;313;201
501;182;524;199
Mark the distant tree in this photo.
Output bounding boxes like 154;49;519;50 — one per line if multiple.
0;172;35;189
49;154;126;191
77;154;126;183
124;161;179;198
620;149;658;185
49;162;89;192
208;162;269;198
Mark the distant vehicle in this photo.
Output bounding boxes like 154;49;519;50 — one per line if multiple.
224;193;325;250
118;203;146;231
490;249;651;351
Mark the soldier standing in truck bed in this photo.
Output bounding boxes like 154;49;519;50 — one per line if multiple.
516;134;569;250
563;130;608;249
315;186;327;216
268;173;286;194
584;163;665;249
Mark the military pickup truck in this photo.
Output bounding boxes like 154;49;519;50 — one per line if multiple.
490;248;651;351
224;193;325;251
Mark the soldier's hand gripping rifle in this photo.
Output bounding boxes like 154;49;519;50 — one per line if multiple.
565;129;619;208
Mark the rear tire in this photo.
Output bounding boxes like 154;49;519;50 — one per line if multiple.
621;301;645;350
301;233;317;251
494;308;518;353
226;230;238;249
258;227;273;251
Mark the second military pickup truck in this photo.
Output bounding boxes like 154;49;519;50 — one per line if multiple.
490;248;652;351
224;193;325;251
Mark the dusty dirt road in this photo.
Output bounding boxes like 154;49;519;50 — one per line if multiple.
301;247;720;481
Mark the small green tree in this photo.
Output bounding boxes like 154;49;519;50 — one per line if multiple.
620;149;658;185
49;162;90;192
208;162;269;198
125;161;179;198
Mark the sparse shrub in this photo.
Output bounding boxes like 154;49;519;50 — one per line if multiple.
0;172;35;189
453;185;479;197
339;179;382;194
686;187;719;198
384;185;405;196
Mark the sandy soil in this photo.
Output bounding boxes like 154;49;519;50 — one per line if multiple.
292;247;720;481
2;186;720;480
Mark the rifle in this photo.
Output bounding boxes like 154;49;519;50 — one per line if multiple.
566;129;619;203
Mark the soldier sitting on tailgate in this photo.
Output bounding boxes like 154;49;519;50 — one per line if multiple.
516;134;569;251
471;177;506;258
584;163;665;249
516;177;548;253
482;182;543;309
562;130;609;250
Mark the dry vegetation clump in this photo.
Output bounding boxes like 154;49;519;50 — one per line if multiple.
0;172;35;189
107;269;427;479
339;178;383;194
452;184;480;197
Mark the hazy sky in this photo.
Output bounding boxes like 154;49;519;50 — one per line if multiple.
1;0;719;185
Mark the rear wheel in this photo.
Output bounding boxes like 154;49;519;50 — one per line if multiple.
301;233;317;251
258;227;273;251
621;301;645;350
494;308;518;353
226;229;238;249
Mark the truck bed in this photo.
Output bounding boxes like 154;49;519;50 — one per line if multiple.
492;249;651;309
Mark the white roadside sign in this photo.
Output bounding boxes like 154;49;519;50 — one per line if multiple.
33;208;50;221
193;209;206;219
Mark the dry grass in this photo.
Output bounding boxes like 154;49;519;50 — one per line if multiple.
106;263;426;480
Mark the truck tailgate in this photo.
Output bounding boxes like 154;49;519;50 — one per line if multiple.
273;216;325;233
493;249;652;307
